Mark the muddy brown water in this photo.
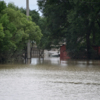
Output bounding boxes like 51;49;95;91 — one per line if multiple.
0;57;100;100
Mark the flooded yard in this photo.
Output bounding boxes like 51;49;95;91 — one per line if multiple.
0;57;100;100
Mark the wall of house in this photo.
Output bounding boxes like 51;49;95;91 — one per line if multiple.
60;45;70;61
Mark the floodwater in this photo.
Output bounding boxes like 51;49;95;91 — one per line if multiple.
0;57;100;100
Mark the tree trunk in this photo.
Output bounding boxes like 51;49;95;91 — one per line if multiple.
86;32;91;60
85;20;94;60
91;22;95;45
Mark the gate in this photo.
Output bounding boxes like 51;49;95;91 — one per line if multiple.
31;47;44;58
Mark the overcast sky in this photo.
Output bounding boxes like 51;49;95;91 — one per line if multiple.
3;0;42;15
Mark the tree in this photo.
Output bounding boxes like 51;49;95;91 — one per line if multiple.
37;0;72;47
38;0;100;59
18;4;52;49
0;23;4;41
30;10;40;25
0;1;6;13
66;0;100;59
0;1;42;63
0;1;6;41
37;17;52;49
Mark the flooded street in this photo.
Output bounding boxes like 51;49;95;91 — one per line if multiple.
0;57;100;100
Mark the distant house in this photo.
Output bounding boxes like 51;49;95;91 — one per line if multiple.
60;44;100;60
92;46;100;56
60;45;70;61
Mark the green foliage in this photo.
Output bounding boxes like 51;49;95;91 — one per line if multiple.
30;10;40;25
0;23;4;41
0;1;42;63
37;17;52;49
66;0;100;59
38;0;100;59
19;7;26;14
0;1;6;13
7;2;19;10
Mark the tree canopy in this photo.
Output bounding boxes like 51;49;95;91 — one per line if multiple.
0;0;100;62
0;1;42;63
38;0;100;59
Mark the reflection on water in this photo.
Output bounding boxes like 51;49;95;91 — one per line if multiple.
31;57;100;67
0;57;100;100
31;57;60;65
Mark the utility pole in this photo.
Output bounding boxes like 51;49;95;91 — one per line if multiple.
26;0;31;64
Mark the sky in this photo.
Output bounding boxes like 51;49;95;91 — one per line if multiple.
3;0;42;15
